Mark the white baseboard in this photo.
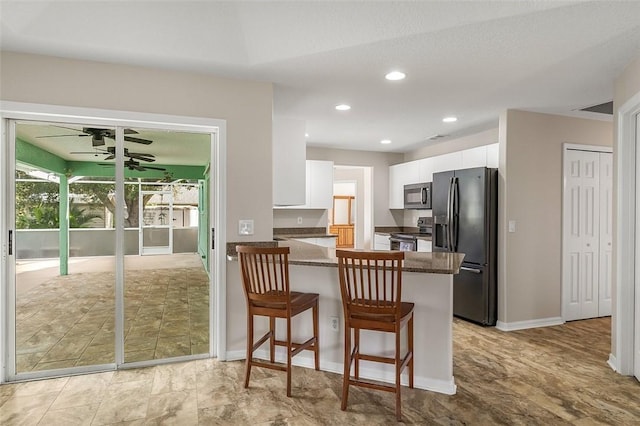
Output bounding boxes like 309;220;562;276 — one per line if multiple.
607;353;618;372
225;349;456;395
496;316;564;331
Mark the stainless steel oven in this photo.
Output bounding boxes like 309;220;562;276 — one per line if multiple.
389;234;418;251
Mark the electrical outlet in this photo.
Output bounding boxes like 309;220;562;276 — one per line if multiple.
329;316;339;332
239;219;254;235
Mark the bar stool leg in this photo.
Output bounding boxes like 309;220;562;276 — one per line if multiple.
313;302;320;370
341;325;351;410
245;314;253;389
286;316;292;397
269;317;276;363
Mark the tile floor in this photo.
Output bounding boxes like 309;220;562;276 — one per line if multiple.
1;317;639;425
13;255;209;372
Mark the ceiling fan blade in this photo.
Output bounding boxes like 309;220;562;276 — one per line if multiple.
128;154;155;162
37;134;90;138
124;135;153;145
104;154;115;160
124;128;139;135
98;163;115;167
70;150;107;154
141;165;166;171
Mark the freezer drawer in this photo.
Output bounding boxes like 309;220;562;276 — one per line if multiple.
453;264;496;326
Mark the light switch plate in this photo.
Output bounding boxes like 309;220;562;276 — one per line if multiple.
508;220;516;233
239;219;254;235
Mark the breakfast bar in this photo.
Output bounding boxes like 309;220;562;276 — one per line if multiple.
226;240;465;395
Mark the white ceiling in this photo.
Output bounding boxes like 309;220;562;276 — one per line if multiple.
2;1;639;153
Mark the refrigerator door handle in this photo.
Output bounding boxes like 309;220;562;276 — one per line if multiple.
452;176;459;252
460;266;482;274
446;177;454;251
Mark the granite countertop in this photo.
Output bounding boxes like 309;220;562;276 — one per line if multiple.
229;239;464;274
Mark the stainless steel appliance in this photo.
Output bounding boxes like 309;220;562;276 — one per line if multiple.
433;167;497;325
389;234;417;251
404;182;432;209
389;217;432;251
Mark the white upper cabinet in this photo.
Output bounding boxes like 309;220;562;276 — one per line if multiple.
306;160;334;208
461;145;487;169
486;143;499;168
418;157;434;182
388;143;499;210
273;118;306;206
431;151;463;174
389;160;420;209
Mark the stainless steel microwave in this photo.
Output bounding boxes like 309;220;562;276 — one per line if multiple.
404;182;432;209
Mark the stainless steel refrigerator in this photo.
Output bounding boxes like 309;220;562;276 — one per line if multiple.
432;167;497;325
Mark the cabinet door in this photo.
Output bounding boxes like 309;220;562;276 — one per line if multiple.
374;233;390;250
306;160;334;208
431;151;462;174
273;118;306;206
417;239;432;252
389;161;419;209
486;143;499;168
461;145;487;169
418;157;434;182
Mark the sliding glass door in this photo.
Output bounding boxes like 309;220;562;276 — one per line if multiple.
6;119;214;380
12;121;117;375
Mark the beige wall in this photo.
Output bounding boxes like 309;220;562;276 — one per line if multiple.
0;51;274;242
611;57;640;358
404;128;498;162
307;147;404;227
500;110;612;324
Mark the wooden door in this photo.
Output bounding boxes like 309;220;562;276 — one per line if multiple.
563;149;600;321
331;195;354;248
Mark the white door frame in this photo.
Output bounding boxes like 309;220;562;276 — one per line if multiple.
614;90;640;375
0;101;227;381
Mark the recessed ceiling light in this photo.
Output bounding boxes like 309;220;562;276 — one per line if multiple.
380;139;392;144
385;71;406;81
335;104;351;111
305;133;309;138
442;116;458;123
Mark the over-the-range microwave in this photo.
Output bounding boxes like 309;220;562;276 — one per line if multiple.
404;182;432;209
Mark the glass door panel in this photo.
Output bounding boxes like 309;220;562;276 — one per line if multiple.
13;121;116;375
123;128;211;363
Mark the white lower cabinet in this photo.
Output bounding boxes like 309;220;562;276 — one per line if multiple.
417;239;432;252
374;233;390;250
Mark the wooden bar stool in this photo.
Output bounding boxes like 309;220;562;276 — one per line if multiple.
336;249;414;421
236;245;320;397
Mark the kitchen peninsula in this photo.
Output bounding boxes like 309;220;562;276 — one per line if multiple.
226;239;464;395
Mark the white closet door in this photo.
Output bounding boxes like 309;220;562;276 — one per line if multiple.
563;149;600;321
635;114;640;382
598;152;613;316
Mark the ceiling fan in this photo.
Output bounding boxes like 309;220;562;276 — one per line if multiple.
37;126;153;147
71;146;156;162
100;159;166;172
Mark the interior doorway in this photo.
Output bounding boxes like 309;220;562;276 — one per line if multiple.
332;165;373;249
